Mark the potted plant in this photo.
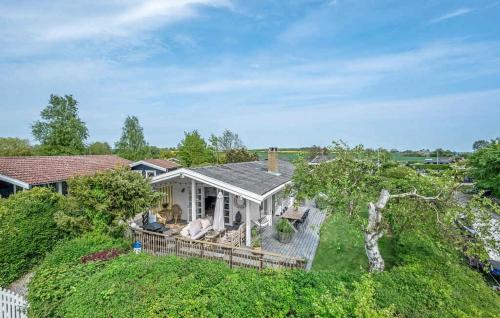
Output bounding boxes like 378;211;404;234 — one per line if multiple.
276;218;294;243
251;227;262;251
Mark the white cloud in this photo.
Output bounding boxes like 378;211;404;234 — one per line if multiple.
429;8;473;24
0;0;232;44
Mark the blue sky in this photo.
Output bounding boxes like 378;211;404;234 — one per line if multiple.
1;0;499;151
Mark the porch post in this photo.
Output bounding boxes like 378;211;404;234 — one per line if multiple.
191;179;196;222
246;201;251;247
56;182;63;194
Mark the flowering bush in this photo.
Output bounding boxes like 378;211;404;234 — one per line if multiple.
80;248;122;264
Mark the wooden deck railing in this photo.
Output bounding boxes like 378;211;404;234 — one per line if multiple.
131;228;307;270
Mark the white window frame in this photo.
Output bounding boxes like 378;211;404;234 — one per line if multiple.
145;170;156;178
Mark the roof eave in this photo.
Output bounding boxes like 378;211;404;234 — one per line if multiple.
0;174;30;189
151;168;267;203
129;160;168;172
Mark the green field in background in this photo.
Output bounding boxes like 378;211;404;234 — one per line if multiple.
254;150;306;161
252;149;427;163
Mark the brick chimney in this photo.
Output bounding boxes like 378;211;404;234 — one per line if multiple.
268;147;279;174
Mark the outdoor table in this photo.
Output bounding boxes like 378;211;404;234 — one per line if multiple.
281;208;306;231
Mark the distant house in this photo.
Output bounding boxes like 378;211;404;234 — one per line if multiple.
424;157;454;164
129;159;179;178
309;154;333;165
0;155;131;197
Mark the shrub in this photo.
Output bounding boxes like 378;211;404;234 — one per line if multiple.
468;141;500;196
411;163;451;171
55;167;161;237
276;218;294;233
29;235;393;317
0;187;66;286
28;233;129;318
80;248;122;264
374;232;500;318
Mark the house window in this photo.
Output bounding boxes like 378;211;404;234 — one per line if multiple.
261;199;268;213
196;186;204;219
223;192;231;225
145;170;156;178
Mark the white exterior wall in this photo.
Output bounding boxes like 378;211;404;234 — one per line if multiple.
170;181;190;221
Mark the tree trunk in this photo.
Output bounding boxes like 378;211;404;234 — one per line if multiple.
364;190;390;272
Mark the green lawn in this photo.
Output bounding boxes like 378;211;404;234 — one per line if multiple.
254;150;306;161
312;213;396;273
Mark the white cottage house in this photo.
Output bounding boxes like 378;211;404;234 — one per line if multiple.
149;148;294;246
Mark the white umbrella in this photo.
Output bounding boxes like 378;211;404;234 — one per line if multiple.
213;191;225;231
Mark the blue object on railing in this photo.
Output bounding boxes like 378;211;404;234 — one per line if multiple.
133;241;142;254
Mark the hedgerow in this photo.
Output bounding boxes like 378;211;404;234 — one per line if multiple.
0;187;66;286
27;233;129;318
374;232;500;318
28;235;393;318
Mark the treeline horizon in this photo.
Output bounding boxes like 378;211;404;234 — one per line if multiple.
0;94;497;159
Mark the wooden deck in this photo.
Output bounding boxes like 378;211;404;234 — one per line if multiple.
261;205;325;270
131;228;307;270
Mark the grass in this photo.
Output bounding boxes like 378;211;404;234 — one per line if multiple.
312;213;396;273
254;150;306;161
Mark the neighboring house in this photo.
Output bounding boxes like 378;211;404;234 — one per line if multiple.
424;157;454;164
130;159;179;178
309;154;333;165
0;155;131;197
149;148;295;247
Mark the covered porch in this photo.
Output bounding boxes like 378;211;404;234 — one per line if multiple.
146;170;292;248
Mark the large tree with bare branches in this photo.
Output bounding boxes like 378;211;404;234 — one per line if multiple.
293;141;498;272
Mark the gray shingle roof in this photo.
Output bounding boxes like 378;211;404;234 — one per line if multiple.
191;160;294;195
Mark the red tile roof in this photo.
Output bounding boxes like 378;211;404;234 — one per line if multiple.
0;155;131;186
142;159;179;170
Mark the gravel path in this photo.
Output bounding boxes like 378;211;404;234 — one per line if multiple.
8;271;34;297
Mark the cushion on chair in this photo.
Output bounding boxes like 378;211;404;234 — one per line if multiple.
200;218;211;229
180;227;190;237
188;220;202;237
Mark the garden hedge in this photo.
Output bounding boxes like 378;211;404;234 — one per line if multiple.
27;229;500;317
28;234;393;318
374;233;500;318
0;187;66;286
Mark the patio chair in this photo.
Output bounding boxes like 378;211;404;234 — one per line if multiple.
252;215;272;228
294;208;310;230
220;223;246;247
171;204;182;224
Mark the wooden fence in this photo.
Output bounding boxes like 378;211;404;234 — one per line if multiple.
1;288;27;318
132;228;307;270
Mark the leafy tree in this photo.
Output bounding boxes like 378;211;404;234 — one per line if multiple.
472;139;490;151
307;145;329;160
225;148;259;163
293;141;497;272
148;146;162;159
468;140;500;196
32;94;89;155
87;141;112;155
294;141;377;217
54;168;161;237
115;116;150;161
211;129;243;152
159;148;177;160
0;137;33;156
210;129;245;164
177;130;215;167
